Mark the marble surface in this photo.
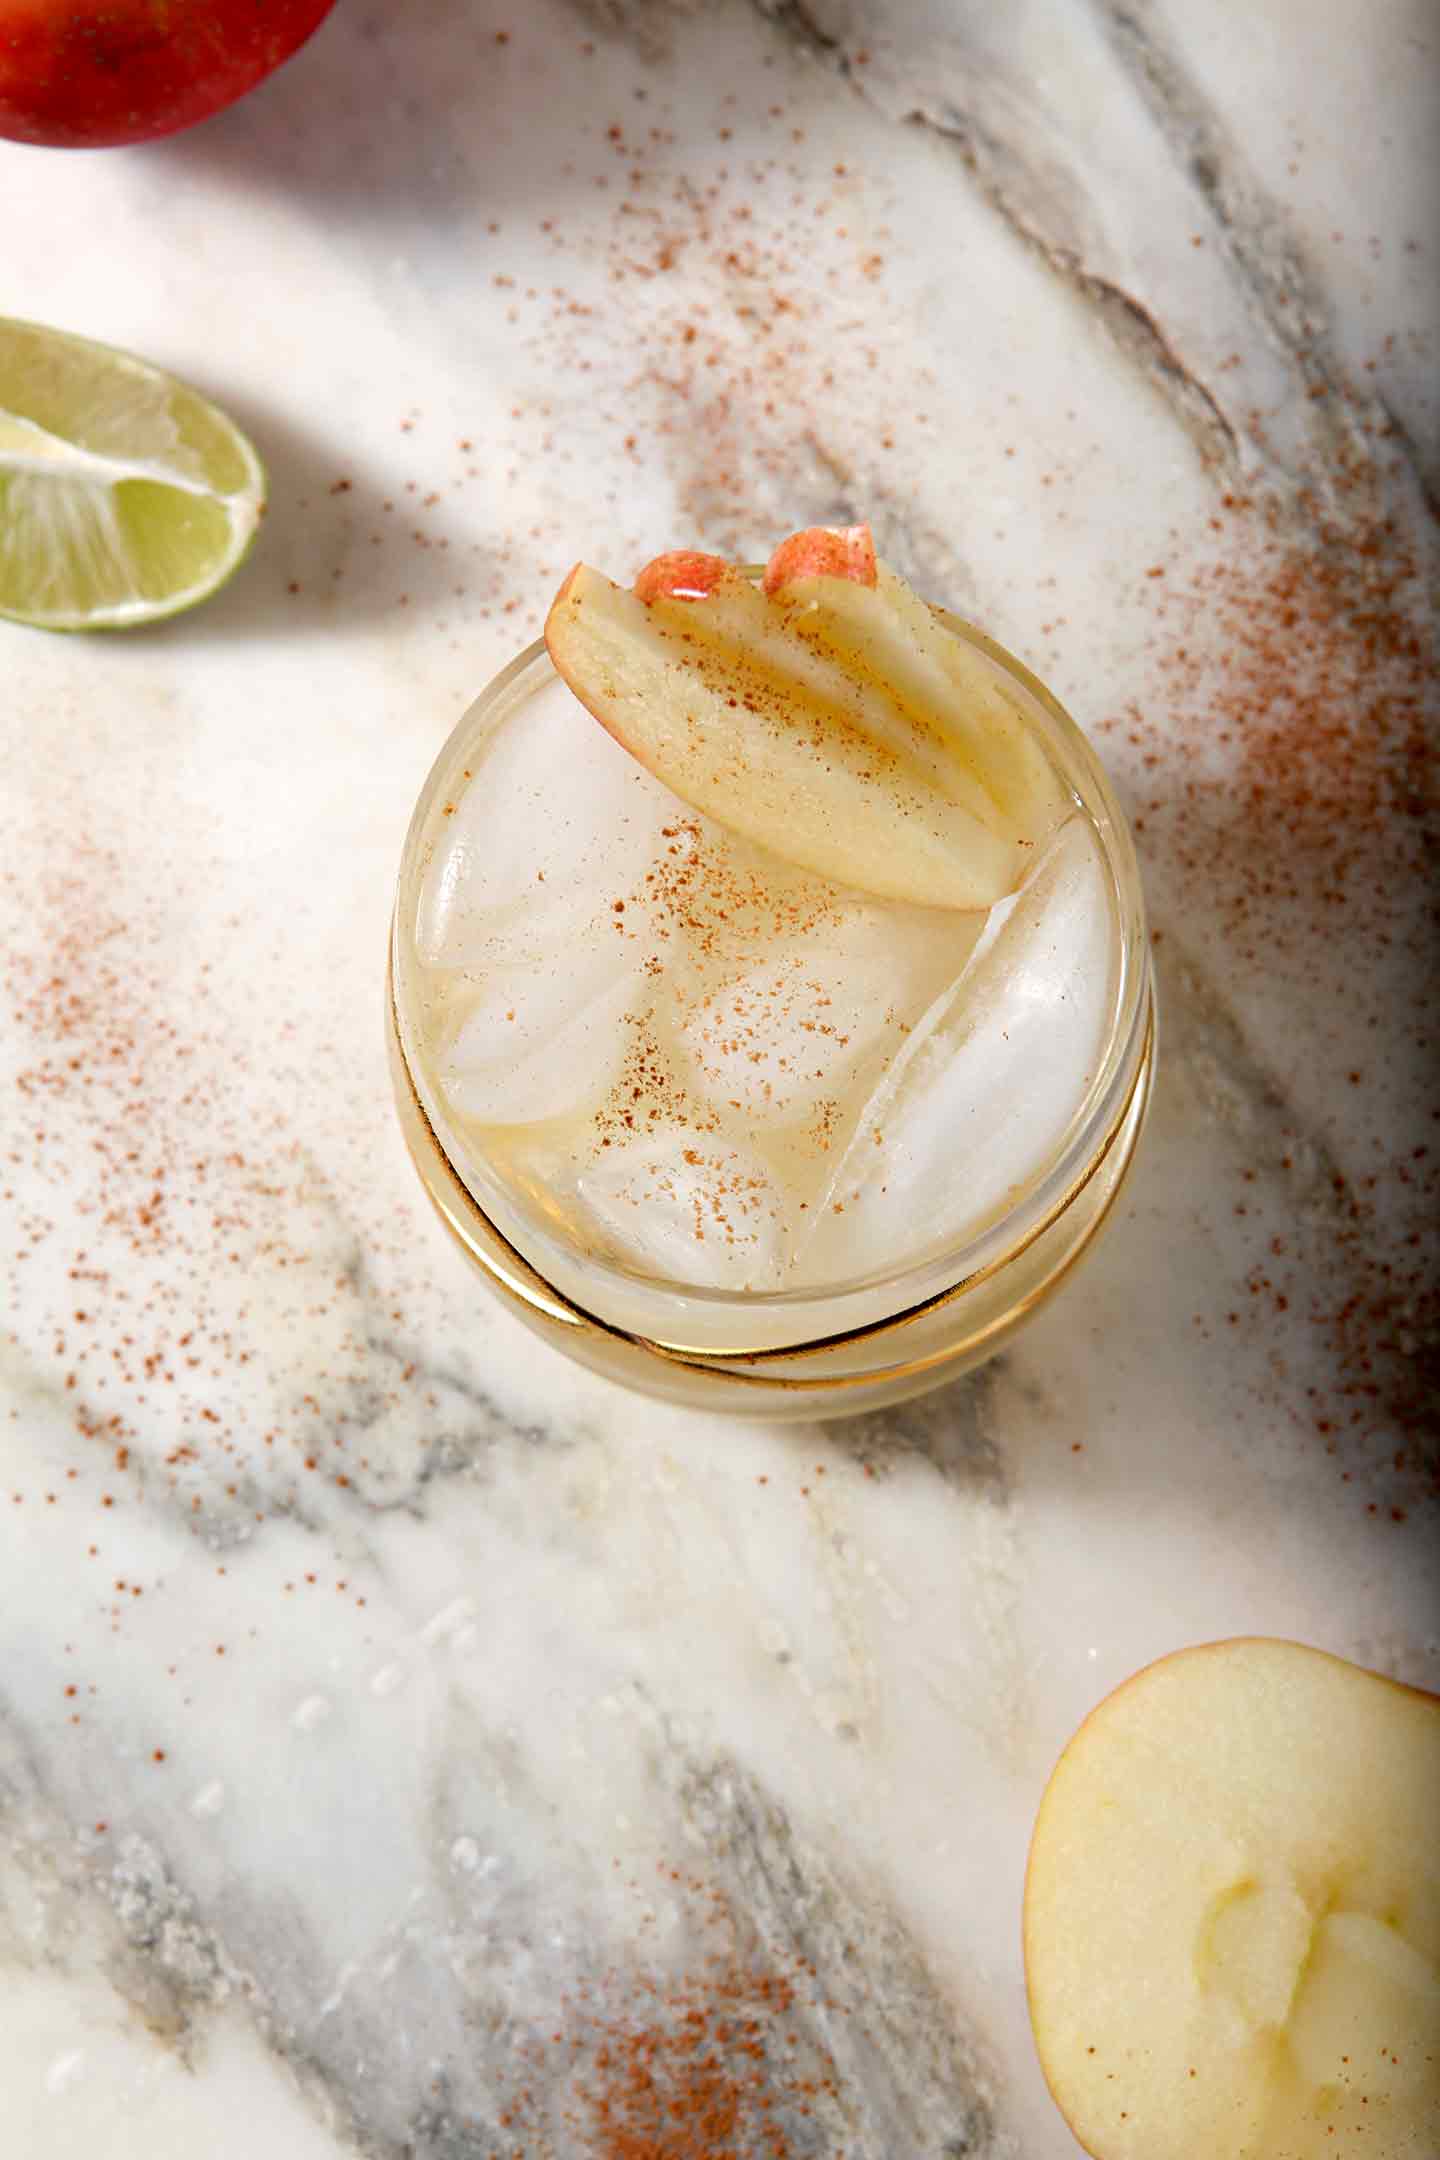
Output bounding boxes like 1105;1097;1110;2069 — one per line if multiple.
2;1;1437;2153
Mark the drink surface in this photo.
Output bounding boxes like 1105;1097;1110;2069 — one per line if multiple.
406;661;1121;1304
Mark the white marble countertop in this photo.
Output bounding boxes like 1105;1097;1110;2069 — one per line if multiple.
3;3;1436;2153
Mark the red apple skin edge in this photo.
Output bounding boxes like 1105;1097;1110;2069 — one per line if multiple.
763;523;877;594
632;551;730;604
0;0;339;148
1019;1635;1440;2160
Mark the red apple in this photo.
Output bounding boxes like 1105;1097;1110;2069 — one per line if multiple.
0;0;338;148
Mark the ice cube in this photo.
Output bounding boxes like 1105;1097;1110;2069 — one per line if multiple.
674;899;976;1133
433;933;646;1128
573;1133;790;1290
416;675;672;966
799;816;1116;1281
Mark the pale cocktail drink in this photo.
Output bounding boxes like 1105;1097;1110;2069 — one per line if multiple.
389;529;1153;1411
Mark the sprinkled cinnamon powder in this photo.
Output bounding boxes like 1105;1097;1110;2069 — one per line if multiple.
2;837;427;1587
573;805;919;1276
490;1869;846;2158
1108;489;1438;1507
267;33;944;645
565;1966;821;2160
405;51;935;640
596;818;856;1142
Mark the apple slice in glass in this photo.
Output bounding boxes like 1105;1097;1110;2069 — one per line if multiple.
1023;1637;1440;2159
544;526;1065;912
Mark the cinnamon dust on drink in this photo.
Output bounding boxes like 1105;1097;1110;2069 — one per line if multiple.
589;821;861;1262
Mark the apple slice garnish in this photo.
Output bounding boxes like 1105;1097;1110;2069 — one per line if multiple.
1023;1638;1440;2159
766;537;1066;833
543;527;1065;912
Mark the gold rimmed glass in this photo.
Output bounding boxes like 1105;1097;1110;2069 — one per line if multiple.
388;608;1155;1419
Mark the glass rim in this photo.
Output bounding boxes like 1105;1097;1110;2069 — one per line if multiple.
391;607;1154;1341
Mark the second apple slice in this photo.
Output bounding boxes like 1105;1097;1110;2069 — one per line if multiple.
544;557;1063;912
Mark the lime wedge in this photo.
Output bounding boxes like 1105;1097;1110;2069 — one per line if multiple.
0;317;265;631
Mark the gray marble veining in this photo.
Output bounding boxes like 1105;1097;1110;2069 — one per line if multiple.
2;1;1436;2153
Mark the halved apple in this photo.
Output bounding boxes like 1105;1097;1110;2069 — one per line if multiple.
543;528;1065;912
1023;1638;1440;2159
